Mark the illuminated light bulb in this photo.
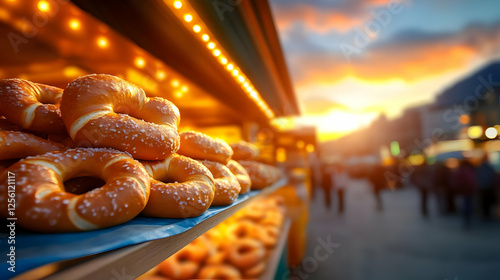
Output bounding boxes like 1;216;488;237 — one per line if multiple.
37;0;50;12
181;85;188;92
171;79;180;87
174;91;184;98
174;1;182;9
207;42;215;49
232;69;238;76
250;90;258;98
97;36;108;48
238;75;245;82
213;49;221;56
485;127;497;139
156;70;166;80
219;57;227;65
243;82;249;88
193;25;201;33
227;64;234;71
184;14;193;22
202;34;209;41
69;19;80;30
134;57;146;68
246;87;253;92
467;126;483;139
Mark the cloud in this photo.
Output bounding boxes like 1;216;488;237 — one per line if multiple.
271;0;400;33
287;22;500;86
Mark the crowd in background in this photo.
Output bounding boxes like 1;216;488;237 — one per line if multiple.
317;154;500;229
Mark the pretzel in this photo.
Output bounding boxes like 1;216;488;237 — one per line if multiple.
158;235;210;279
199;160;240;206
227;160;251;194
0;130;66;161
178;131;233;164
60;74;180;160
227;238;266;270
197;265;242;280
141;154;215;218
238;160;282;189
230;141;259;160
0;148;150;232
0;79;66;134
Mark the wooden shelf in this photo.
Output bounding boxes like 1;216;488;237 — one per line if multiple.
260;218;291;280
13;179;287;280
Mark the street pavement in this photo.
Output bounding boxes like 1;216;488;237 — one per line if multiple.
299;179;500;280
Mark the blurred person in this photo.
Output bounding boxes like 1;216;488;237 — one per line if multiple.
333;164;349;213
476;154;496;220
369;164;386;211
452;159;478;229
321;163;333;209
412;162;433;217
434;162;455;214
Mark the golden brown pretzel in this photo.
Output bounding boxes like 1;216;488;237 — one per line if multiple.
199;160;241;206
60;74;180;160
227;238;266;270
243;260;266;278
158;235;210;279
0;78;66;134
238;160;282;189
227;160;251;194
178;131;233;164
197;264;242;280
0;116;23;132
0;148;150;232
0;130;67;161
140;154;215;218
230;141;259;160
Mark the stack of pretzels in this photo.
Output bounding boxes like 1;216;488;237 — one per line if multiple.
0;74;282;233
141;195;286;280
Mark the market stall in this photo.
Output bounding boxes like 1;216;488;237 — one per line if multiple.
0;1;305;279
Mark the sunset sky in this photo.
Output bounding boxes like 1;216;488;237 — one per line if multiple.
269;0;500;141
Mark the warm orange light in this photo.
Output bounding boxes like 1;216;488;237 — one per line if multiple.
184;14;193;22
174;91;184;98
69;19;81;30
250;91;258;98
459;114;470;125
232;69;239;76
156;70;166;80
243;82;249;88
193;25;201;33
202;34;209;41
134;57;146;68
181;85;188;92
208;42;215;49
306;144;315;153
219;57;228;65
246;87;253;93
227;64;234;71
37;1;50;12
213;49;221;56
238;75;245;82
173;1;182;9
297;140;305;149
171;80;180;87
97;36;108;48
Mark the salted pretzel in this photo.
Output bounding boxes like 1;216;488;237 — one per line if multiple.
238;160;282;189
0;148;150;232
141;154;215;218
199;160;241;206
0;78;66;134
60;74;180;160
230;141;259;160
177;131;233;164
227;160;251;194
0;130;66;161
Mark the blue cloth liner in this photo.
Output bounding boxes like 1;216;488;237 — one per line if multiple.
0;190;260;278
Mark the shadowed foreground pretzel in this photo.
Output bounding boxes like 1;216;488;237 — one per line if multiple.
0;148;150;232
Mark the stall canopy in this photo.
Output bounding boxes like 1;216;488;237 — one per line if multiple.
71;0;300;125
